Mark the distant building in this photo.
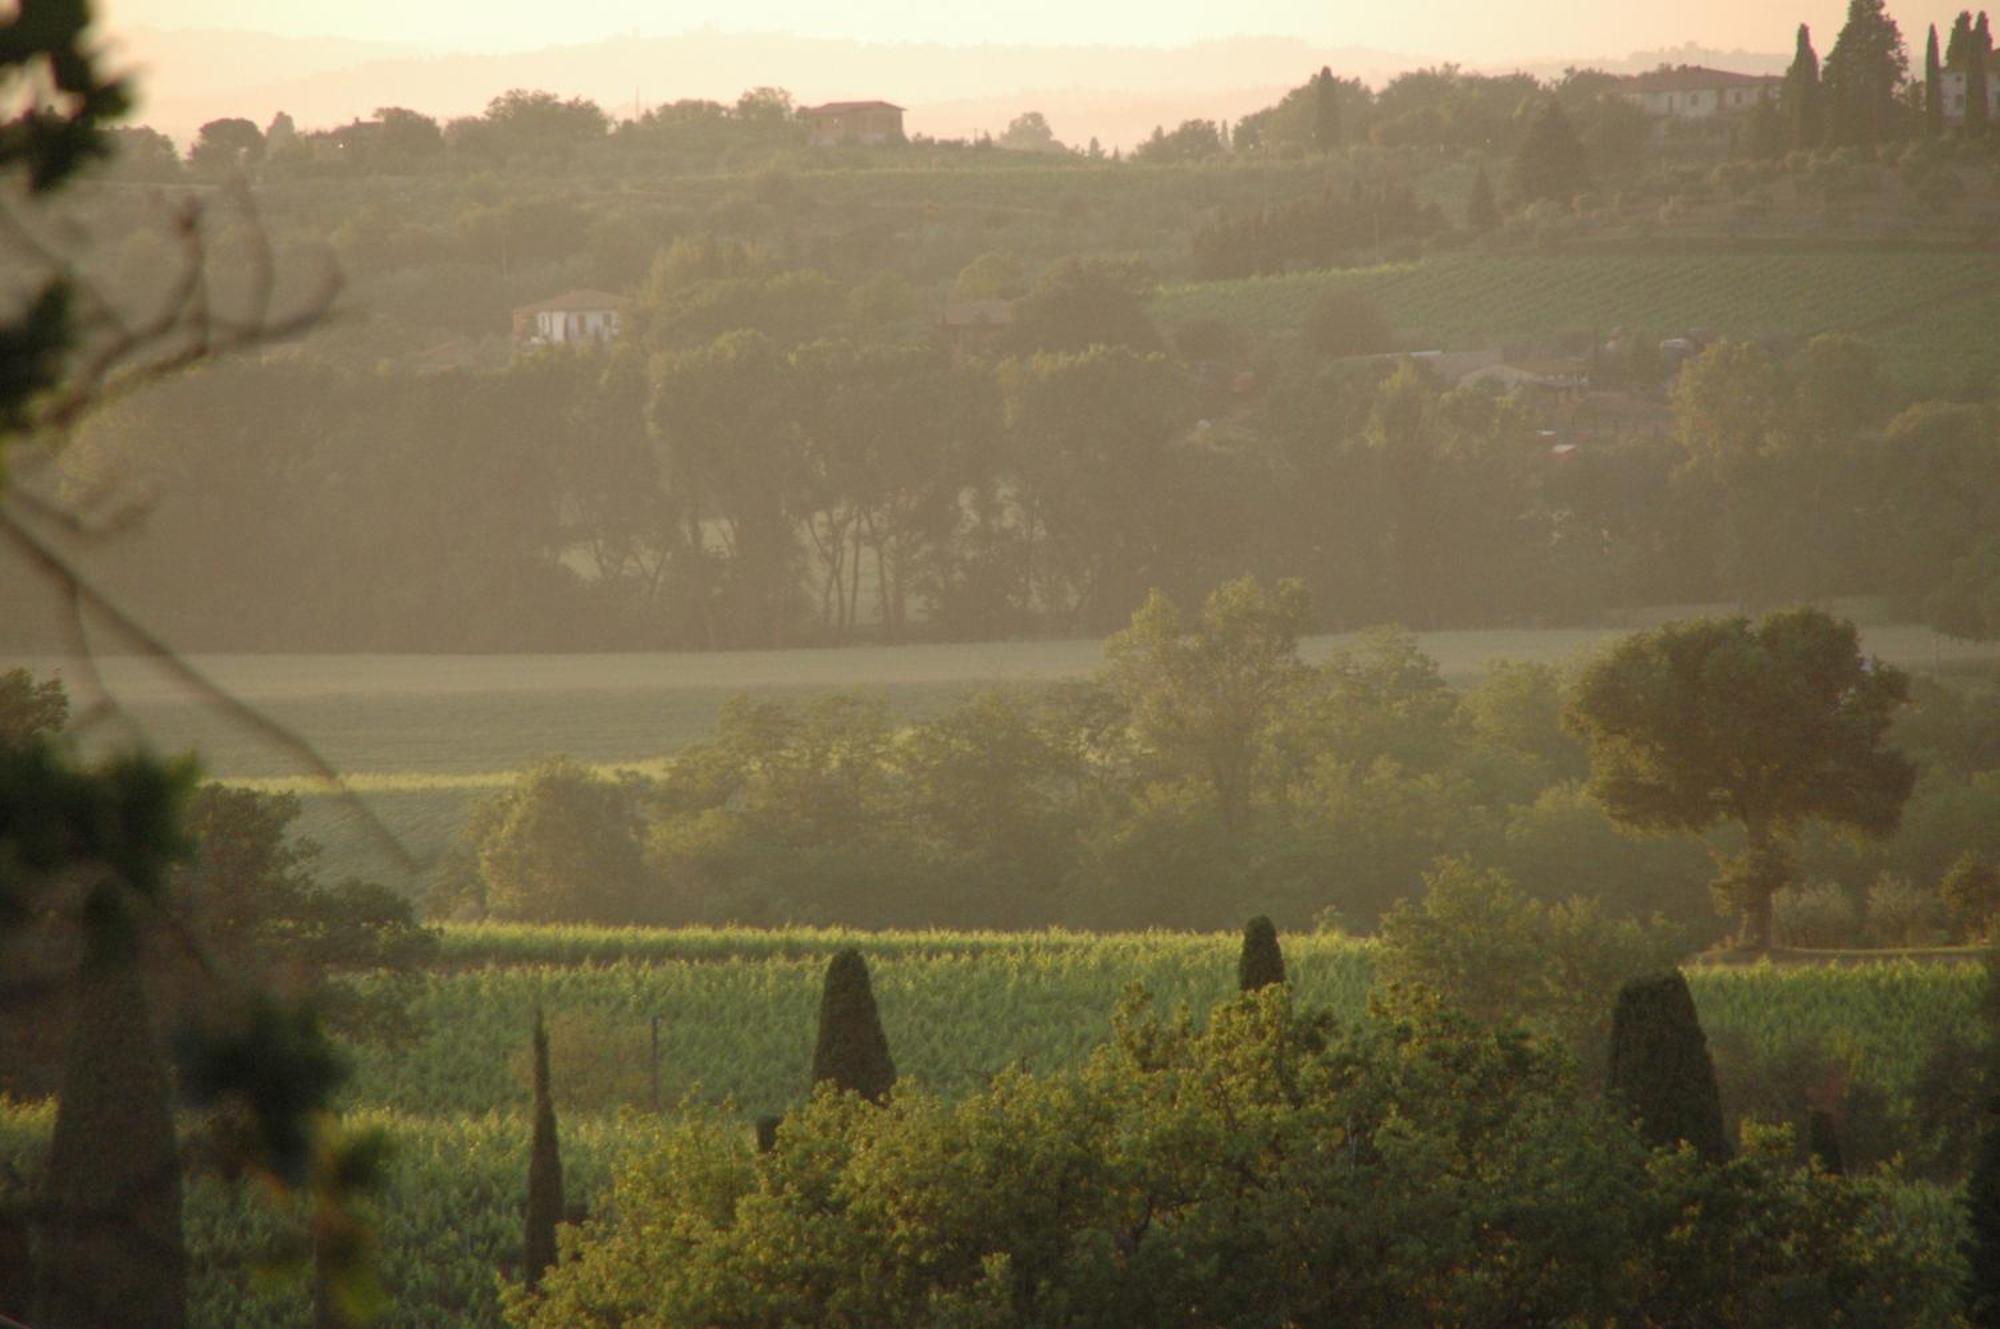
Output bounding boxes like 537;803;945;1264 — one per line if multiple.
1936;69;2000;126
937;299;1016;358
800;101;906;147
1617;66;1781;119
511;290;630;351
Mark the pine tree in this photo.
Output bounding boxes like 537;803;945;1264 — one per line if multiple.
523;1008;564;1293
1784;24;1825;149
1466;164;1501;231
37;906;186;1329
1237;916;1287;991
1928;25;1947;137
1824;0;1910;146
1808;1108;1845;1174
1605;971;1731;1164
1511;99;1589;204
1312;67;1341;153
811;949;896;1104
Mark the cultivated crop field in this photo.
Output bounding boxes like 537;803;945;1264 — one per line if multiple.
1;926;1981;1329
1156;250;2000;392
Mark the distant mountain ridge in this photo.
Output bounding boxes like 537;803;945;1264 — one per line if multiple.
109;25;1783;151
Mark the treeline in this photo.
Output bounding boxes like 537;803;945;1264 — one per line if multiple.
426;584;2000;941
18;244;2000;653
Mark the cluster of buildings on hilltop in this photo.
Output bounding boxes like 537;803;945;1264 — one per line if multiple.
1612;61;2000;128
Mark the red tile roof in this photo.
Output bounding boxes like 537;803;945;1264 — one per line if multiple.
1620;65;1782;94
512;289;630;315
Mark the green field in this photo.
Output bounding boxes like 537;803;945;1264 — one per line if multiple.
1156;250;2000;392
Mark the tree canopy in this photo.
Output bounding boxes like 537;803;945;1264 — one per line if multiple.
1565;608;1916;949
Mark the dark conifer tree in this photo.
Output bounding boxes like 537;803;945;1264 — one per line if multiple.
1237;916;1287;991
1964;953;2000;1327
1808;1108;1845;1175
0;1189;31;1326
523;1007;564;1293
1784;24;1825;149
755;1114;782;1154
1928;25;1947;137
1312;67;1341;153
1466;164;1501;231
1971;13;1993;138
1605;971;1731;1164
1510;99;1589;204
811;949;896;1103
1972;1096;2000;1327
37;906;186;1329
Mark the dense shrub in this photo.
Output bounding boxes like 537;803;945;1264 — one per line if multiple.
1868;873;1946;946
1374;858;1686;1058
1774;881;1862;948
433;758;652;925
509;990;1965;1329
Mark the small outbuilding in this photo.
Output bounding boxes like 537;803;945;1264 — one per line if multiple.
511;290;630;351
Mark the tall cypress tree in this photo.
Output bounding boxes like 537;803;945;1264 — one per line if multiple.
1466;164;1501;231
37;904;186;1329
1971;13;1993;138
1808;1108;1846;1175
1963;952;2000;1328
811;949;896;1104
1511;99;1589;204
1237;916;1287;991
1928;25;1947;137
1605;971;1731;1164
523;1007;564;1293
1783;24;1825;149
1312;67;1341;153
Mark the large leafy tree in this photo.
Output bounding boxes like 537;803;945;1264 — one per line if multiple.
1106;576;1310;835
1823;0;1910;146
1565;609;1915;951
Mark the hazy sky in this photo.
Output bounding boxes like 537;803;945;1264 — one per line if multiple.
98;0;1970;64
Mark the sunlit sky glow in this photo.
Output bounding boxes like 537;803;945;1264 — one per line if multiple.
100;0;1970;64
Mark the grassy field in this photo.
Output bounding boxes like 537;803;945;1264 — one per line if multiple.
1156;250;2000;392
17;620;1996;891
